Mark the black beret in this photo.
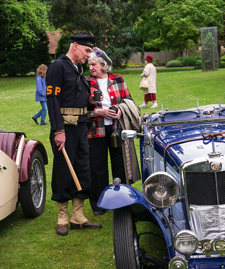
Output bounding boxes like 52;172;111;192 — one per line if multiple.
70;34;97;48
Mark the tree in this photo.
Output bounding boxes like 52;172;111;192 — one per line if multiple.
0;0;51;76
135;9;161;51
47;0;155;68
138;0;224;53
54;33;72;60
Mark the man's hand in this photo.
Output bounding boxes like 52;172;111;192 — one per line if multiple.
54;130;66;151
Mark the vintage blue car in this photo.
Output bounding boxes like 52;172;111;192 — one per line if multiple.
98;101;225;269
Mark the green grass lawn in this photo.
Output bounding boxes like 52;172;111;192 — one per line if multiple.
0;68;225;268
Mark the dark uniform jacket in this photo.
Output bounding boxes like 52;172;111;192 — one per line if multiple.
46;54;90;130
46;54;92;202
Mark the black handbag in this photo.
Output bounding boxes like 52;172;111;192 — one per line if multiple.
111;119;122;147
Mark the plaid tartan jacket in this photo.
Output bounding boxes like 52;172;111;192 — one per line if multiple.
86;73;132;138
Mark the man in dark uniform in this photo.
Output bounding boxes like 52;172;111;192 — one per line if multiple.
46;34;102;236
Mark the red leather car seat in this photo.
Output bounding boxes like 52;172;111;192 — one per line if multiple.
0;133;16;159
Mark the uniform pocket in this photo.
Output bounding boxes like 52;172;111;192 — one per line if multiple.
62;115;79;125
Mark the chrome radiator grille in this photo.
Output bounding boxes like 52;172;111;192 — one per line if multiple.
185;172;225;205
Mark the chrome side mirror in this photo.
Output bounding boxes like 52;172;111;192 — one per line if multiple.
122;130;137;140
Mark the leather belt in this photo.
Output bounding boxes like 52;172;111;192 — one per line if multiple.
60;107;87;115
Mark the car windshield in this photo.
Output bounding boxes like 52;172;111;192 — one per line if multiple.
146;93;225;129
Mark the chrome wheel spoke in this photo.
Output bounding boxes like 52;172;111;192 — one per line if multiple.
30;159;44;208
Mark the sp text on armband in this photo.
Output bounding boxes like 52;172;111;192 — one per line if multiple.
47;86;61;97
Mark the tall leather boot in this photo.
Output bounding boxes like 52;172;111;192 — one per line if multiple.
70;198;102;229
56;201;68;236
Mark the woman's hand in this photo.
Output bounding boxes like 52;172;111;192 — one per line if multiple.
89;93;104;105
116;108;122;119
95;108;117;119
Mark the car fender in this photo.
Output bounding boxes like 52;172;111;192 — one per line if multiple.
98;184;149;210
98;184;174;258
19;140;48;182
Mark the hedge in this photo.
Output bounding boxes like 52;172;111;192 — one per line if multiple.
166;60;184;68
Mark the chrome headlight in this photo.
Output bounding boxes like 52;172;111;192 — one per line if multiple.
174;230;199;255
143;172;179;208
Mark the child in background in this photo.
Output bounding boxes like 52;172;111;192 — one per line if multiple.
32;64;49;125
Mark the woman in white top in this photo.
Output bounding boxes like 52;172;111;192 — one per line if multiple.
86;48;132;215
139;55;158;109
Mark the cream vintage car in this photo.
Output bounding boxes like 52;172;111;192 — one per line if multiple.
0;129;47;220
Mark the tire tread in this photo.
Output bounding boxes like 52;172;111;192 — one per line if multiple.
113;207;137;269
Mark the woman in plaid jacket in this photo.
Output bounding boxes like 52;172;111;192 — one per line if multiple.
86;47;132;215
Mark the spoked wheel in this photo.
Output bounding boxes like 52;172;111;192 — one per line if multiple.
19;149;46;218
113;207;141;269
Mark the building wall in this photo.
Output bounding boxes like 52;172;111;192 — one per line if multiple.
130;51;178;64
46;31;62;59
